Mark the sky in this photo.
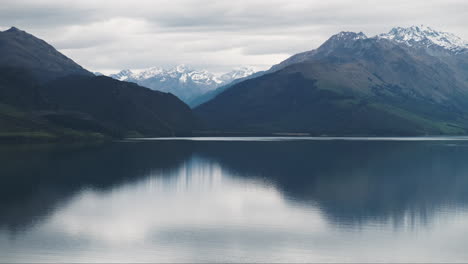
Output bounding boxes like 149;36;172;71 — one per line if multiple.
0;0;467;74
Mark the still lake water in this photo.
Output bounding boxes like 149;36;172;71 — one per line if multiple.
2;137;468;262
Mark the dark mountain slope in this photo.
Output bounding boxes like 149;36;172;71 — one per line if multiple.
0;68;110;141
0;71;198;139
0;27;92;82
188;71;265;107
0;103;109;142
0;27;199;140
42;75;198;137
0;67;48;110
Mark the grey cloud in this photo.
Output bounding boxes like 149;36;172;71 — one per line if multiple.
1;0;467;73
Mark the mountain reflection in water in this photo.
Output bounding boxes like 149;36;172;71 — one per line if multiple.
1;139;468;262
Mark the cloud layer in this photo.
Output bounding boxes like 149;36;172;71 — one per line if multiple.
1;0;467;73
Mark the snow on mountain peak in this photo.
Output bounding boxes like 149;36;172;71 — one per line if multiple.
333;31;368;41
220;66;256;82
378;25;468;53
112;65;256;85
135;67;164;79
112;69;134;81
317;31;369;52
109;65;256;93
175;64;190;73
107;65;257;103
179;73;188;83
322;31;368;45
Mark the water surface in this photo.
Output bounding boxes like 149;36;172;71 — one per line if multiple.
1;138;468;262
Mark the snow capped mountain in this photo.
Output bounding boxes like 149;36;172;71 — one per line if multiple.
108;65;256;103
135;67;165;80
219;66;256;82
378;25;468;54
111;69;134;81
104;25;467;106
110;65;221;85
270;25;467;74
332;31;368;41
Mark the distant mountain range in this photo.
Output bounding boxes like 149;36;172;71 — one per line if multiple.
107;65;255;105
0;27;197;141
196;25;468;136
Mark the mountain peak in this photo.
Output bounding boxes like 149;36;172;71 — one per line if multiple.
0;26;92;82
4;26;22;33
108;65;257;103
173;64;192;73
220;66;256;82
378;25;467;53
112;69;134;81
317;31;368;53
325;31;368;45
3;27;31;37
332;31;368;41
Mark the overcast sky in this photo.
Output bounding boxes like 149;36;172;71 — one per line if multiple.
1;0;467;74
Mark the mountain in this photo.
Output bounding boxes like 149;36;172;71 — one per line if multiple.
189;33;369;108
0;27;198;141
378;25;468;55
110;69;135;81
0;66;108;141
269;32;369;72
109;65;255;105
195;26;468;136
0;27;93;82
109;65;222;103
43;75;197;137
189;70;265;108
219;66;256;82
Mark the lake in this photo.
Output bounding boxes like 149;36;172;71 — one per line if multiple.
1;137;468;262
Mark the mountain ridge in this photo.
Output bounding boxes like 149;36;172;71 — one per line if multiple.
377;25;468;55
107;65;256;104
194;26;468;109
195;25;468;136
0;27;93;82
0;27;198;141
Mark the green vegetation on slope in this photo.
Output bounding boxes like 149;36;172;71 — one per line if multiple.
0;104;107;142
